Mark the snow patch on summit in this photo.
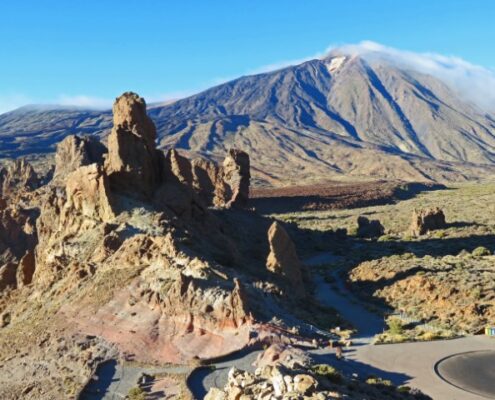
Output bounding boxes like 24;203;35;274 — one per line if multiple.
326;56;346;73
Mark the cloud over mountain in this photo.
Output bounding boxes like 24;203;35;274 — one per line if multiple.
325;41;495;111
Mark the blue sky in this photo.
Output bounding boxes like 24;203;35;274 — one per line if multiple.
1;0;495;112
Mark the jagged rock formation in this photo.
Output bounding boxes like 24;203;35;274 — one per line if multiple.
356;216;385;238
105;92;161;198
0;200;38;292
191;158;229;206
410;207;446;236
0;92;315;400
0;159;39;196
64;164;115;223
54;135;106;181
266;221;305;298
223;149;250;207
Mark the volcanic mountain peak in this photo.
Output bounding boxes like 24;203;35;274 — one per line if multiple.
2;49;495;184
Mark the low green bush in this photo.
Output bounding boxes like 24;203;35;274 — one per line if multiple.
472;246;491;257
311;364;343;383
387;318;404;335
128;387;146;400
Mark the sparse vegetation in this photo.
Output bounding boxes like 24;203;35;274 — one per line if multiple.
276;184;495;335
387;318;404;335
311;364;343;383
127;387;146;400
472;246;491;257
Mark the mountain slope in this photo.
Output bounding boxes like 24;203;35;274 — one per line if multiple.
2;52;495;184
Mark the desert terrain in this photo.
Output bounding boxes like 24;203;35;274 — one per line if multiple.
1;95;494;399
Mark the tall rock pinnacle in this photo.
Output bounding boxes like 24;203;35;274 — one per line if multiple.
105;92;160;198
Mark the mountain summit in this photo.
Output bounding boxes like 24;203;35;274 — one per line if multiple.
2;48;495;184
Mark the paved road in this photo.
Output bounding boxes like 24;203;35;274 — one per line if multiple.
80;362;189;399
307;252;495;400
436;350;495;399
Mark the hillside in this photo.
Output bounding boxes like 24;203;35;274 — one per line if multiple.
2;51;495;184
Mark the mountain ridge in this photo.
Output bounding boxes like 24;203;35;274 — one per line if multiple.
2;51;495;184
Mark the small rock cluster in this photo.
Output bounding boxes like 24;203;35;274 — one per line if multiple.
206;365;320;400
356;216;384;238
409;207;446;236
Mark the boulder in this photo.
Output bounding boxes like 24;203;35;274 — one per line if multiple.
105;92;161;198
54;135;106;181
357;216;384;238
223;149;250;208
266;221;305;298
293;374;318;394
410;207;446;236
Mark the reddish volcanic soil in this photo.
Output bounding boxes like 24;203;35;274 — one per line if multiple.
250;180;444;213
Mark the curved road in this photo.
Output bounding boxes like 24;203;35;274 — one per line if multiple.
196;252;495;400
436;351;495;399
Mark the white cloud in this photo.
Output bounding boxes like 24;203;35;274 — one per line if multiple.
2;41;495;113
326;41;495;111
56;95;112;109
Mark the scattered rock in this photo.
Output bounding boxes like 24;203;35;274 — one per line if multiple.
293;373;318;394
357;216;385;238
266;221;305;298
410;207;446;236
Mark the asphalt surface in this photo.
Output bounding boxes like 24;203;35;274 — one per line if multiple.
436;351;495;399
80;362;189;399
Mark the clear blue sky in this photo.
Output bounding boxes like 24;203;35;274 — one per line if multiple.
1;0;494;112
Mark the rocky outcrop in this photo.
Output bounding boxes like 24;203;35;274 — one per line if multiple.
410;207;446;236
266;221;305;298
64;164;115;223
159;273;252;330
223;149;250;207
0;202;38;292
16;250;35;288
0;263;17;291
164;149;193;185
105;92;161;198
357;216;385;238
191;158;229;207
163;149;249;208
54;135;106;181
0;159;39;196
